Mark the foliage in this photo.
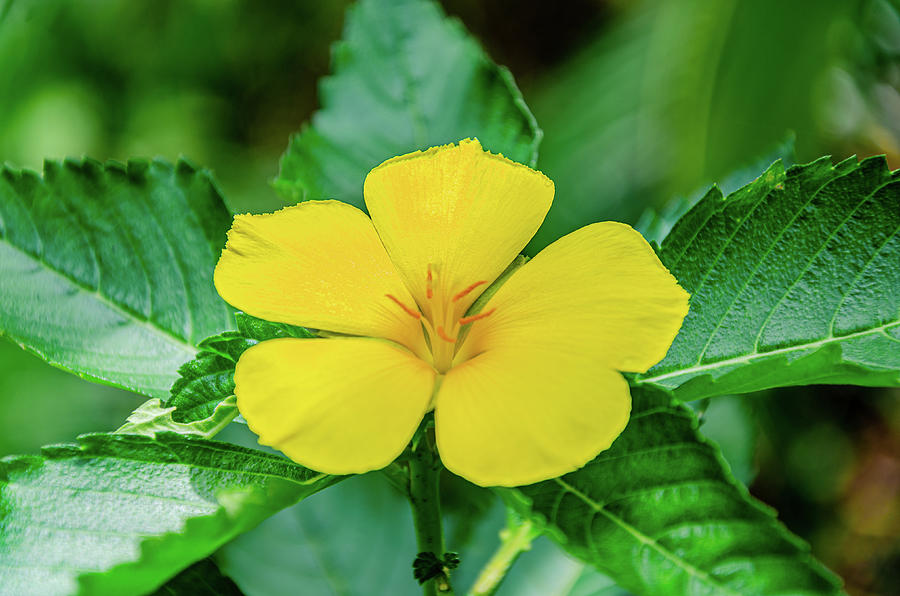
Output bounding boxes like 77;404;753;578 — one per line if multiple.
637;156;900;400
0;0;897;594
0;158;233;398
165;313;312;425
0;433;338;596
503;387;843;595
275;0;541;207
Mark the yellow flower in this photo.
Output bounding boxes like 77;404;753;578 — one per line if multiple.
214;139;689;487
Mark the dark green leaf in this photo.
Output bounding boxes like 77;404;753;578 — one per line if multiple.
151;558;243;596
0;432;338;596
0;158;234;398
637;156;900;400
166;313;312;424
502;386;844;596
274;0;541;207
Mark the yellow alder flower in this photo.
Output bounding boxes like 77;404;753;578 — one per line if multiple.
214;139;689;487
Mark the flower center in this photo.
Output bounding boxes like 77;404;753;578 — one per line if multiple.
385;264;495;373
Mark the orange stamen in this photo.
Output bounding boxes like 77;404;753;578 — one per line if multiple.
459;308;496;326
452;280;487;302
385;294;421;319
436;326;456;343
426;265;434;299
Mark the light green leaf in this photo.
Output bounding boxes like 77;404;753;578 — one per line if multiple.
216;459;623;596
0;433;338;596
480;536;632;596
275;0;540;207
502;386;844;596
151;558;243;596
115;396;238;439
218;473;421;596
636;156;900;400
166;312;313;424
0;158;234;398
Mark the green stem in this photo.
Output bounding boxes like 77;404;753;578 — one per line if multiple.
408;431;454;596
468;519;539;596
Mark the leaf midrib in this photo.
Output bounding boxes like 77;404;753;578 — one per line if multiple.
23;444;332;487
0;236;198;357
638;320;900;386
551;477;744;596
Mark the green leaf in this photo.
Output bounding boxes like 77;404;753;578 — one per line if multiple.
693;396;758;486
494;540;632;596
502;386;844;596
151;558;243;596
274;0;541;207
166;312;313;424
636;156;900;400
216;459;622;596
0;432;338;596
0;158;234;398
115;396;238;438
217;472;422;596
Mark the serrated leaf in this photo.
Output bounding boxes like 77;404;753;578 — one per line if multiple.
115;396;238;438
151;558;243;596
274;0;540;207
166;313;312;424
501;386;844;596
636;156;900;400
0;158;234;398
0;433;338;596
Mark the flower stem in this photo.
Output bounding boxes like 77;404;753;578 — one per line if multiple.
468;518;540;596
408;429;455;596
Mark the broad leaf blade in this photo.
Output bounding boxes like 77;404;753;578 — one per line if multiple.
0;158;234;398
0;433;338;596
275;0;541;206
637;156;900;400
503;387;844;596
166;313;312;424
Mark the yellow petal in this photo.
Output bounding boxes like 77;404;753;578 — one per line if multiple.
214;200;426;355
235;337;436;475
458;222;689;373
435;348;630;487
364;139;554;312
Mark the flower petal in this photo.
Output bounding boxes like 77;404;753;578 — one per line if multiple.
435;348;630;487
214;200;425;354
458;222;690;373
235;337;436;475
364;139;554;311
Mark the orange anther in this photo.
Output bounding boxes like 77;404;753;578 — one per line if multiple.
436;326;456;343
452;280;487;302
385;294;421;319
426;265;434;299
459;308;496;326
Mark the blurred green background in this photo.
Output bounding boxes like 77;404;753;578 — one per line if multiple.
1;0;898;594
